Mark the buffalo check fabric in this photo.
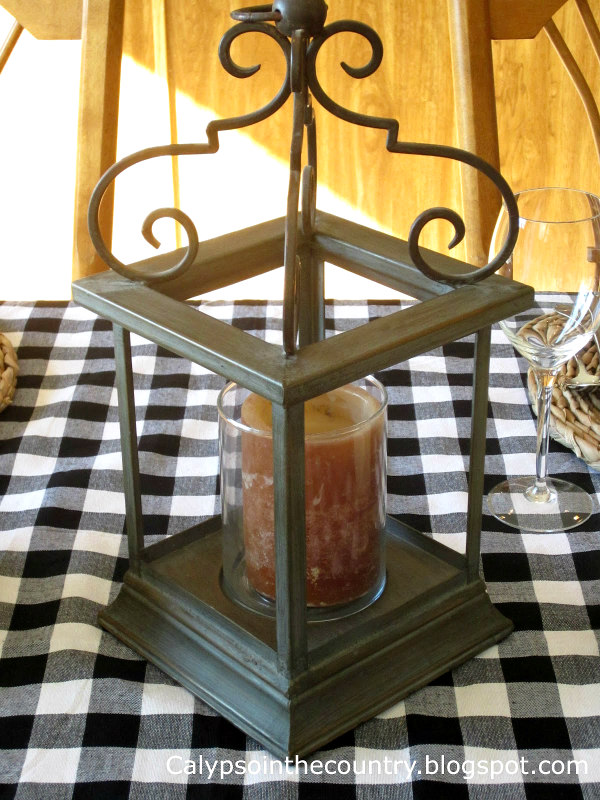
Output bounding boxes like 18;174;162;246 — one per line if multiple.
0;298;599;800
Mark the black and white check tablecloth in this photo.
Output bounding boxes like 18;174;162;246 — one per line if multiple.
0;299;599;799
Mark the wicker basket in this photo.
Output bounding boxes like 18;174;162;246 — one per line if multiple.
0;333;18;412
527;339;600;471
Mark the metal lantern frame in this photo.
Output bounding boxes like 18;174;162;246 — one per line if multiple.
72;0;533;757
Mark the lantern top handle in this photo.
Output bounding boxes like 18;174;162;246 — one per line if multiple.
231;1;328;36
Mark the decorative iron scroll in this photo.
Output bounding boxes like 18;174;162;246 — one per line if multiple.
88;20;291;285
304;20;518;286
88;0;519;355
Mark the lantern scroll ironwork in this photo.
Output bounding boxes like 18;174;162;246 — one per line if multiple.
87;0;519;353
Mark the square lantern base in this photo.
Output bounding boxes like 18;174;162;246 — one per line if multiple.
99;514;511;757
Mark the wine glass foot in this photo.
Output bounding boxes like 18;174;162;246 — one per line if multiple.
487;476;593;533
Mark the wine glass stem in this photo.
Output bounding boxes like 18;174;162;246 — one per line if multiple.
527;370;557;503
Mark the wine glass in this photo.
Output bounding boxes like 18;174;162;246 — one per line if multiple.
487;187;600;532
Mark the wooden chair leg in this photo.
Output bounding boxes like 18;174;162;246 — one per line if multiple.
447;0;502;268
72;0;125;281
544;7;600;161
0;21;23;74
151;0;181;248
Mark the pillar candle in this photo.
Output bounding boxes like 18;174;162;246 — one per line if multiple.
241;383;386;607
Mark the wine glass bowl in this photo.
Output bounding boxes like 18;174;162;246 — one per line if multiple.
501;305;597;372
488;187;600;532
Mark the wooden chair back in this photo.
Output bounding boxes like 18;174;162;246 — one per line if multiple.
448;0;600;270
0;0;124;280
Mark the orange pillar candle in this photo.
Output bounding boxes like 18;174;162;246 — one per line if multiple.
241;381;386;608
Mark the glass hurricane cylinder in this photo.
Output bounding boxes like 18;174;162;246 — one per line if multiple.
217;376;388;621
